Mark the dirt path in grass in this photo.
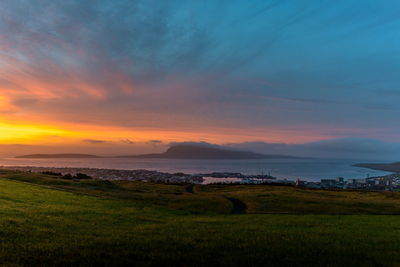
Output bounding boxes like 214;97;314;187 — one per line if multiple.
226;197;247;214
185;185;195;194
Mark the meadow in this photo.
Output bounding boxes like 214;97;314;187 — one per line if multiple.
1;170;400;266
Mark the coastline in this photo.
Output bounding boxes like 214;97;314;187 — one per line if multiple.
353;162;400;173
0;166;275;184
2;164;400;190
0;165;202;183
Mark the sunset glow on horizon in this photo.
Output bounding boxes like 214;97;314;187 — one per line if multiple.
0;118;336;146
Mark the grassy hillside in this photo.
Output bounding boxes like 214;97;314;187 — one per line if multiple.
1;170;400;266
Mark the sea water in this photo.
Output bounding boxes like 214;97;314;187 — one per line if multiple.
0;157;392;181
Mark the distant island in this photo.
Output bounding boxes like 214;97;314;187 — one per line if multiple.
354;162;400;173
16;145;304;160
16;154;102;159
117;145;303;160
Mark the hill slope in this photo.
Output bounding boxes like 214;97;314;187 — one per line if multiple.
1;170;400;266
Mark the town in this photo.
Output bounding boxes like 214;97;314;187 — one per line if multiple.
294;174;400;191
0;166;203;183
1;166;399;191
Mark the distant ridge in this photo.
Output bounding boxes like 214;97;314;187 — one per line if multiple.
16;145;305;160
16;154;102;159
354;162;400;173
118;145;303;160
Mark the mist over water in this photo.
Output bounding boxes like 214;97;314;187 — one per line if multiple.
0;158;392;181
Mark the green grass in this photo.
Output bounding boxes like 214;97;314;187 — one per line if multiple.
1;170;400;266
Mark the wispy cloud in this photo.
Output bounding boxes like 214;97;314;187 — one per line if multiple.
121;139;135;145
146;140;163;146
83;139;108;144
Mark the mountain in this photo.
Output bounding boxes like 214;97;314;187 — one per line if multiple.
16;145;304;160
118;145;302;159
16;154;102;159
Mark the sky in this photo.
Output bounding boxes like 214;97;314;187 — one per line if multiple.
0;0;400;158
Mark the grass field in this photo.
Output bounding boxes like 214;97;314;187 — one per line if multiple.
1;170;400;266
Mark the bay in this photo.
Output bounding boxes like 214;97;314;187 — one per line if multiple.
0;157;392;181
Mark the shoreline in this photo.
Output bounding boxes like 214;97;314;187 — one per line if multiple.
0;165;276;184
353;162;400;173
0;165;202;183
1;164;400;190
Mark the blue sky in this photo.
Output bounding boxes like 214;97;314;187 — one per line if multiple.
0;0;400;156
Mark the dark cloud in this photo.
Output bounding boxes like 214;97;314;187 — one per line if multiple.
378;90;400;96
146;140;163;146
168;141;222;149
226;138;400;160
83;139;108;144
121;139;135;145
361;104;400;111
11;97;41;108
171;138;400;160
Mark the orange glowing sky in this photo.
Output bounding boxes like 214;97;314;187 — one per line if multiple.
0;50;337;149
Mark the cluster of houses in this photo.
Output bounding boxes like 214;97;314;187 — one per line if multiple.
295;174;400;191
0;166;203;183
2;166;400;191
204;172;400;191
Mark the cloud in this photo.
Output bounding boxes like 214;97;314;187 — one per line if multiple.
361;104;400;111
172;138;400;160
82;139;107;144
226;138;400;160
168;141;223;149
146;140;163;146
379;90;400;96
2;137;400;161
121;139;135;145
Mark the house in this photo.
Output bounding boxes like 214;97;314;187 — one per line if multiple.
320;179;336;188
